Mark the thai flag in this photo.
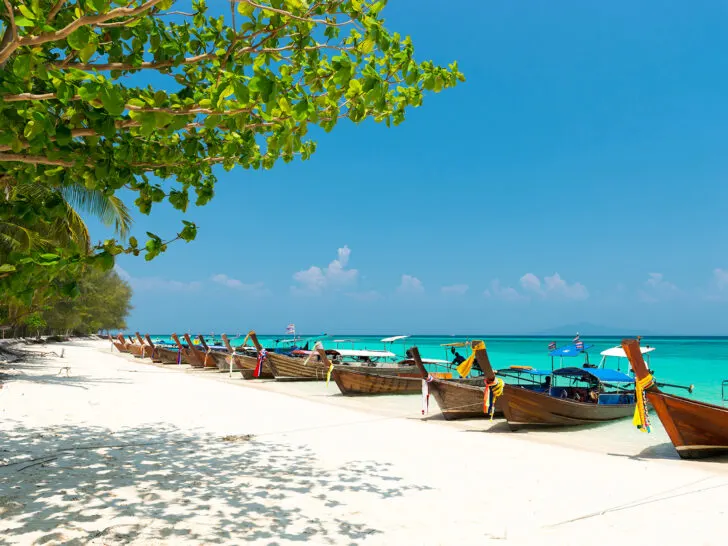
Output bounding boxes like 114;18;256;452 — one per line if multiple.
548;341;556;351
286;323;295;334
254;348;267;378
575;340;584;351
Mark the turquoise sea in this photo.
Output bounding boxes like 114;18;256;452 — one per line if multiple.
148;334;728;405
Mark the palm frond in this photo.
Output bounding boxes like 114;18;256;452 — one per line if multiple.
61;185;133;239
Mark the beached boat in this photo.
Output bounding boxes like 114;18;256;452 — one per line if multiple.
170;333;197;366
410;343;500;419
329;365;455;395
220;334;274;379
123;334;145;357
109;334;128;353
182;333;216;369
497;342;636;430
134;332;159;362
622;338;728;459
144;334;180;364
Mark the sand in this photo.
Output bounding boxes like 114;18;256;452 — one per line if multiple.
1;340;727;545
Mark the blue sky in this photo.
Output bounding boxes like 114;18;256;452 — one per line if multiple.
91;1;728;335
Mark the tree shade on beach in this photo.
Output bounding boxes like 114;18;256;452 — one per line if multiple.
0;0;463;302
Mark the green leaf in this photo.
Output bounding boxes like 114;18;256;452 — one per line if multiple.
67;27;92;51
55;125;72;146
178;221;197;242
12;54;32;78
100;86;125;116
79;43;97;63
18;4;36;20
14;16;34;27
0;264;17;273
237;2;254;16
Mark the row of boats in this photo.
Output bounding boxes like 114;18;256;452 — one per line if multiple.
108;332;728;460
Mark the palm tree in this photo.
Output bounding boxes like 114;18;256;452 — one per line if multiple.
0;180;131;259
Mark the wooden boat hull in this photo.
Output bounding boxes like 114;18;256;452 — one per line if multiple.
426;378;503;420
155;346;186;365
208;351;274;379
127;343;145;357
500;386;634;430
266;352;417;382
331;368;424;395
266;352;329;380
647;390;728;459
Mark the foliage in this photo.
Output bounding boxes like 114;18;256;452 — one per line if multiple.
1;266;132;335
0;0;462;285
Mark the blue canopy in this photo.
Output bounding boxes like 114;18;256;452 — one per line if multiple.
548;343;593;357
553;367;634;383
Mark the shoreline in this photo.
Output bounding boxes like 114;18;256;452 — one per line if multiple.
1;340;727;544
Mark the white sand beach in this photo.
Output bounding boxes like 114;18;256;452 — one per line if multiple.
1;340;727;545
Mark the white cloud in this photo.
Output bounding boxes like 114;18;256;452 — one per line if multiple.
543;273;589;300
441;284;469;296
291;245;359;294
397;274;424;294
487;273;588;301
211;274;266;295
115;266;201;291
713;268;728;290
639;272;679;303
519;273;542;294
484;280;526;301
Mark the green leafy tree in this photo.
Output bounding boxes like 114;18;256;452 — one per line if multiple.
0;0;462;280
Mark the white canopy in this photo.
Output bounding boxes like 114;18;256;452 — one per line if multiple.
422;358;449;364
334;349;396;358
380;335;410;343
600;346;656;358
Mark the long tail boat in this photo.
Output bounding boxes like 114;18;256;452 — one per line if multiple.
249;331;331;380
319;344;449;394
170;333;196;365
134;332;159;362
221;333;274;379
109;334;128;353
122;333;145;357
497;342;636;430
622;338;728;459
144;334;180;364
411;343;496;419
182;333;216;369
250;332;417;381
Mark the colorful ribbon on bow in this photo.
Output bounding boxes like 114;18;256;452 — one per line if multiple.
456;340;486;378
633;374;654;432
483;377;504;419
176;349;182;365
421;374;434;415
254;348;267;378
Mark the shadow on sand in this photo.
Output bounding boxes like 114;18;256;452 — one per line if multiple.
0;422;431;544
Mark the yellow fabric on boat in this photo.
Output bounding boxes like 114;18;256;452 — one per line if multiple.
633;374;654;433
326;362;334;387
456;340;485;377
483;377;504;420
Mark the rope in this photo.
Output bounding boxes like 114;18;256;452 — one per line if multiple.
483;377;504;420
633;374;654;433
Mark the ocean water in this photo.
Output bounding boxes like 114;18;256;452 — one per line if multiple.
147;334;728;405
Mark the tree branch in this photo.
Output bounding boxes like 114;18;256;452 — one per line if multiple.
47;0;67;22
0;0;165;64
236;0;354;27
0;152;227;169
